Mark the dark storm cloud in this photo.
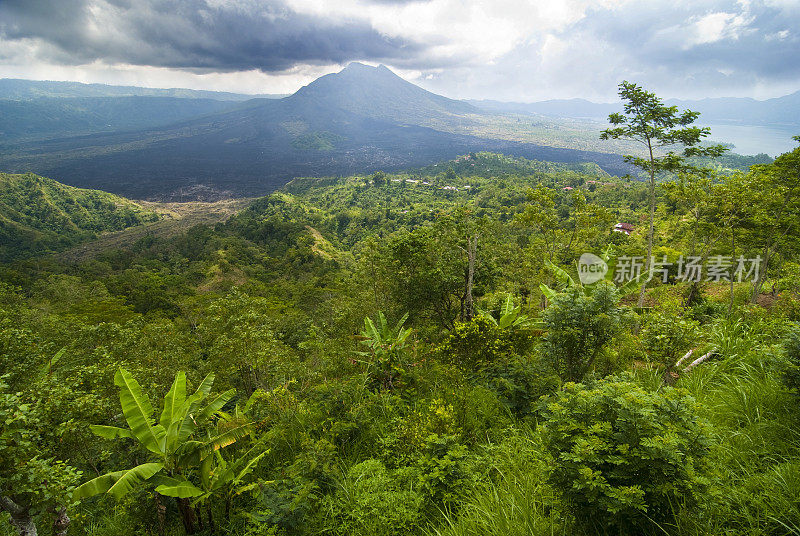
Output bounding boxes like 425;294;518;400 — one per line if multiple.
0;0;425;71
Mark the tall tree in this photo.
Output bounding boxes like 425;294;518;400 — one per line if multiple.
742;137;800;302
601;81;726;306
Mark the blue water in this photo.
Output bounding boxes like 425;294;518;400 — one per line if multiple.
706;123;798;157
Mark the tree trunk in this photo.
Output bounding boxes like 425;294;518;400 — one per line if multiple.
638;156;656;309
206;504;216;534
0;497;37;536
155;493;166;536
51;507;69;536
750;244;772;304
194;505;204;531
728;231;736;316
176;498;198;534
462;234;478;321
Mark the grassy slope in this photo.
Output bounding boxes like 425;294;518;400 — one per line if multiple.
0;172;159;260
57;198;253;263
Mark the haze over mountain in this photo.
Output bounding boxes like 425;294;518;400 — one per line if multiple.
0;97;239;143
471;91;800;128
0;63;630;200
0;78;284;101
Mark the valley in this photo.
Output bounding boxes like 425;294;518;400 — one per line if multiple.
6;63;786;201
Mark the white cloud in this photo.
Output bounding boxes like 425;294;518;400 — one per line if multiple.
684;11;754;48
0;55;338;94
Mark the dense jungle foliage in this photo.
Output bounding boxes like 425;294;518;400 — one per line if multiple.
2;145;800;536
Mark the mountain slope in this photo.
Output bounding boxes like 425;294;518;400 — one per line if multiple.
0;78;284;101
289;62;479;126
470;91;800;128
0;96;239;143
0;172;159;260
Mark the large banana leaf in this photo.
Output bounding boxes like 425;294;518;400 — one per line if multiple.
174;373;216;445
115;368;166;455
225;450;267;488
393;313;409;335
363;316;379;346
160;371;186;429
377;311;389;338
175;407;202;446
199;423;253;461
197;389;236;423
39;347;65;380
539;283;558;301
476;307;499;326
498;296;521;329
500;295;515;317
193;373;215;399
175;440;206;469
73;462;163;500
544;260;577;289
154;478;204;499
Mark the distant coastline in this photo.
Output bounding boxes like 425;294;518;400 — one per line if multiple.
706;123;798;157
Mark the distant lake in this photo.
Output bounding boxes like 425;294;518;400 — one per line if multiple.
706;123;798;157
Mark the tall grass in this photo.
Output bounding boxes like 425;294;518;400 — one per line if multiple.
675;320;800;536
426;434;571;536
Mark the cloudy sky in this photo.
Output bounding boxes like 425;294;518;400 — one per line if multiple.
1;0;798;102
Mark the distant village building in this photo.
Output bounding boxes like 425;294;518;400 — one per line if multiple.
613;222;634;235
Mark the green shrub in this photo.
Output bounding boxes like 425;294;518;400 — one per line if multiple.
416;434;479;510
641;312;700;368
687;299;726;322
540;376;711;534
478;356;559;418
437;316;516;371
541;284;623;382
774;292;800;321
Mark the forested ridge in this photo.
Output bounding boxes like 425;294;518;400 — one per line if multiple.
2;143;800;536
0;173;159;262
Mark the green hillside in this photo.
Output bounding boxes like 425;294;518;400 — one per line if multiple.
0;172;158;260
416;151;609;177
2;143;800;535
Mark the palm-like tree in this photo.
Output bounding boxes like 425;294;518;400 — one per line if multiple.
74;369;253;533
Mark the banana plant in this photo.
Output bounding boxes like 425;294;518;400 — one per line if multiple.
74;369;252;533
192;441;269;527
355;312;413;389
478;295;536;330
539;246;641;300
